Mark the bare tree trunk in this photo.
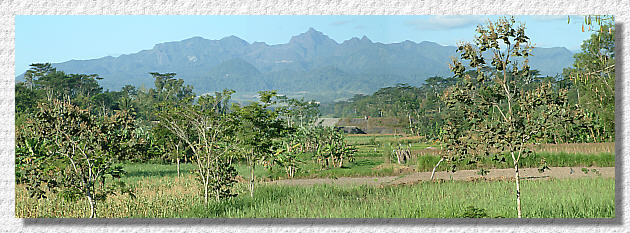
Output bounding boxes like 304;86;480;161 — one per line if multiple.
431;157;445;181
249;164;255;198
87;194;96;218
176;144;181;177
176;158;181;178
408;114;414;135
204;182;209;205
513;152;522;218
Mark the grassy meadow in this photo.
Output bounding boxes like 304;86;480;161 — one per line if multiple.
16;171;614;218
15;138;616;218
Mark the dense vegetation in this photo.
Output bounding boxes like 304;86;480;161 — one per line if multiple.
321;20;615;144
15;16;615;218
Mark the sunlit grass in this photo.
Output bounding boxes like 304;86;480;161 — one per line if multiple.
16;140;615;218
16;176;614;218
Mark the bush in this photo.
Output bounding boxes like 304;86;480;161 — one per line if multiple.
459;206;489;218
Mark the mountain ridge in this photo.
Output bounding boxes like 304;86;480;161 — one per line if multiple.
18;28;575;102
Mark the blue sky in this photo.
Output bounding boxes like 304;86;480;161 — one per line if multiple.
15;15;595;74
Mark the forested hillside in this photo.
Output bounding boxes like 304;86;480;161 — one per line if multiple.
17;28;575;102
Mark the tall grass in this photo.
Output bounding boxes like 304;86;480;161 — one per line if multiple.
416;152;615;172
16;177;614;218
532;142;614;154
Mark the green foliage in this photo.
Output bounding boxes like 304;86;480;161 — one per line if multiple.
443;16;575;218
15;99;135;217
159;90;240;204
271;137;303;178
477;168;490;176
309;127;358;168
562;23;615;142
323;82;455;138
275;95;320;128
459;206;489;218
232;90;288;196
234;91;286;164
135;72;195;121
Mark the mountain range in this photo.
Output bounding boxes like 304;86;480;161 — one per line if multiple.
20;28;576;102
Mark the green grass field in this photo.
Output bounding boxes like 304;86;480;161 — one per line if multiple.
116;139;615;182
16;174;614;218
15;140;616;218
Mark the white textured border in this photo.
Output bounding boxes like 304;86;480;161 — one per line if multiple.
0;0;628;232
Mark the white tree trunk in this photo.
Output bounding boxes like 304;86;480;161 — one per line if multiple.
177;158;180;178
430;157;445;181
87;194;96;218
204;181;209;205
514;160;522;218
249;164;255;198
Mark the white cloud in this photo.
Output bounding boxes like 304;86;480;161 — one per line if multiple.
275;59;293;64
406;16;486;31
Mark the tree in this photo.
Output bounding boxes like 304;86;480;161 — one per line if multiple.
159;90;239;204
16;99;135;217
15;82;42;115
276;96;320;128
272;133;302;178
569;15;614;34
23;63;56;90
312;127;357;169
443;17;565;218
563;21;615;141
233;91;286;197
136;72;194;122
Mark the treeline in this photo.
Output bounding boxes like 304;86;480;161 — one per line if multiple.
322;22;615;143
15;65;354;217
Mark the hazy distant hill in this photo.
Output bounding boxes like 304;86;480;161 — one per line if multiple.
19;28;575;102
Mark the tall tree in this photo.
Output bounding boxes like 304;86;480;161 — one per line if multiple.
234;91;286;197
443;17;566;218
23;63;56;90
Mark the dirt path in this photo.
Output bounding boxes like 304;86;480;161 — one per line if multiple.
267;167;615;186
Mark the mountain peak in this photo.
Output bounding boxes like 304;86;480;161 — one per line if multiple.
342;36;372;45
289;27;338;45
186;36;206;41
220;35;249;45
